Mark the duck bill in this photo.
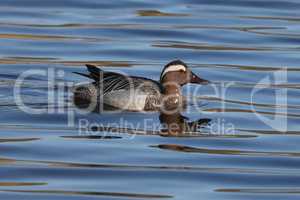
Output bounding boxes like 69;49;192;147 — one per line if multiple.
190;72;210;84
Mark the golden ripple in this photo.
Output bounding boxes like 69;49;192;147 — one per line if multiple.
0;22;143;29
247;30;300;38
211;63;300;72
0;57;134;67
0;182;46;186
242;15;300;22
203;108;300;118
216;188;300;194
0;157;16;165
1;156;299;175
0;22;285;33
137;10;188;17
61;135;122;139
152;144;300;157
238;129;300;135
0;138;40;143
0;33;104;42
153;41;294;51
0;189;172;199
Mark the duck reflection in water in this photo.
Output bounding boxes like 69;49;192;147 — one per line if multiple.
159;110;211;136
74;97;211;137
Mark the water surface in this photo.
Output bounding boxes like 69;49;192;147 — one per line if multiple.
0;0;300;200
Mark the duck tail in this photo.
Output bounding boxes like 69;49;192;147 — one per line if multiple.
73;64;104;81
85;64;103;80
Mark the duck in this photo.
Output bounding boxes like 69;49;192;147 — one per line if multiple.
73;60;209;112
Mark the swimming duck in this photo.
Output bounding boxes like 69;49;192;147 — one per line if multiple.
73;60;209;112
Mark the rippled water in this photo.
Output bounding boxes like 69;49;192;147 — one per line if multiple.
1;0;300;199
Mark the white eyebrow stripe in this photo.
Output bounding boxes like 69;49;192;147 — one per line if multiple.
161;64;186;78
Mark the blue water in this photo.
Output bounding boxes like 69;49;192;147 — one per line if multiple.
0;0;300;199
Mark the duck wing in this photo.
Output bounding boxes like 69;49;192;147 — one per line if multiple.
102;74;162;95
74;64;162;95
73;64;121;81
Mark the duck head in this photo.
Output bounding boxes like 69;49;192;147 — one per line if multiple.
159;60;209;111
160;60;209;86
